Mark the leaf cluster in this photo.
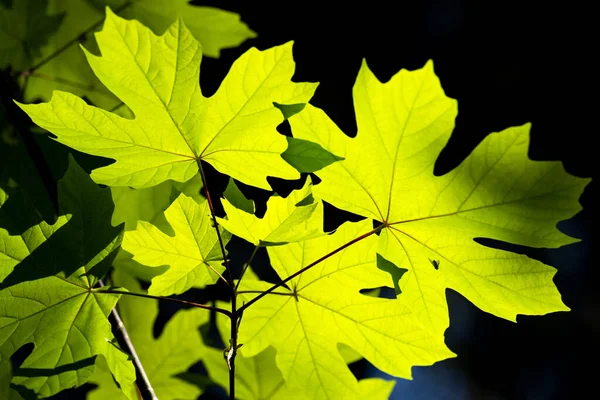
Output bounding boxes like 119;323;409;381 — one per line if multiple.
0;2;591;400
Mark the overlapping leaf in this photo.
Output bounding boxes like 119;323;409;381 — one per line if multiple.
89;270;210;400
237;219;454;400
18;10;315;189
203;320;395;400
88;0;256;57
19;0;255;109
288;60;591;333
0;157;130;398
122;193;229;296
0;0;65;70
218;179;325;246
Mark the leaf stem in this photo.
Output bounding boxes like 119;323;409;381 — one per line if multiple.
238;224;385;314
99;288;232;318
194;160;239;399
196;160;234;288
237;290;295;297
234;245;259;292
98;280;157;400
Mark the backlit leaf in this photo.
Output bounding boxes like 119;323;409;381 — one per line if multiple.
289;60;591;334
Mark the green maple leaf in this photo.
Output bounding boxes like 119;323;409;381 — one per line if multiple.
237;219;454;400
288;60;591;333
110;174;203;231
19;9;316;190
0;0;65;70
0;157;131;398
23;0;118;109
89;269;210;400
218;179;325;247
0;362;24;400
223;178;255;214
23;0;255;109
122;193;229;296
203;340;394;400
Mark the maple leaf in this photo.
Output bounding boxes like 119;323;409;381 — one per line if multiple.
288;60;591;332
88;0;257;57
203;330;395;400
22;0;255;109
0;157;130;398
121;193;229;296
0;0;65;71
218;179;325;247
89;269;210;400
236;219;454;400
18;9;316;190
223;178;255;214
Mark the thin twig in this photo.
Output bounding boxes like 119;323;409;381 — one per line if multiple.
22;2;133;75
237;290;295;297
234;245;259;292
238;224;385;314
98;280;157;400
99;288;232;318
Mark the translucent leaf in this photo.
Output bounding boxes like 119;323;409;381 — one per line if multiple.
122;194;229;296
24;0;255;109
289;60;591;334
0;158;126;397
218;179;325;246
19;10;317;190
237;219;454;399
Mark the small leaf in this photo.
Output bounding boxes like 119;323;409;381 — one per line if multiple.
223;178;254;214
218;179;325;246
122;194;229;296
282;137;345;173
274;102;306;119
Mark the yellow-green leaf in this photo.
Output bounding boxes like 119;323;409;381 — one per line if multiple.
19;10;316;189
218;179;325;246
122;193;228;296
237;219;454;400
289;60;591;333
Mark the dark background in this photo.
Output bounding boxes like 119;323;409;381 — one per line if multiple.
2;0;595;399
196;0;595;399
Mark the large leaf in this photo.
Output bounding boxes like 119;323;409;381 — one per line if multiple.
89;269;210;400
218;179;325;246
289;60;591;333
237;219;454;400
0;0;65;70
0;157;128;398
19;10;316;190
203;341;394;400
122;193;229;296
23;0;255;109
